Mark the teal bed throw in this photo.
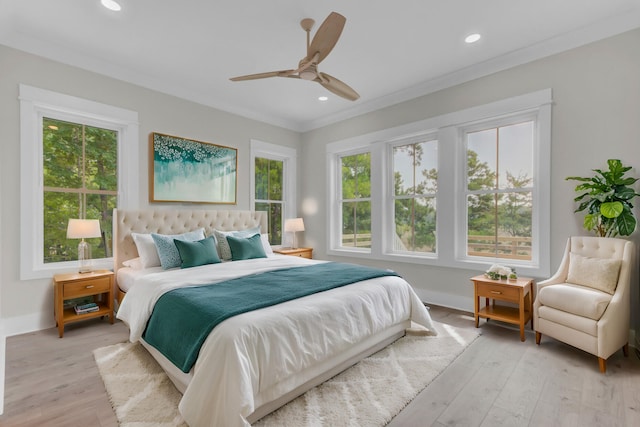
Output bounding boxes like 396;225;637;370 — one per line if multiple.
142;262;399;372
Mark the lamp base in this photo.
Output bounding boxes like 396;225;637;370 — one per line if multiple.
78;239;92;274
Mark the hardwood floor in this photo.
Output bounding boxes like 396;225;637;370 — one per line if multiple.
2;306;640;426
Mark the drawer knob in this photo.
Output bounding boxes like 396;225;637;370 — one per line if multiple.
85;285;94;289
490;290;501;294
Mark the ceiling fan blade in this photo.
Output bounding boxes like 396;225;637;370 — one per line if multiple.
307;12;346;64
317;72;359;101
230;70;295;81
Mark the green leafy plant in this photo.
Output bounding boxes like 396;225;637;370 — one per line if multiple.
566;159;639;237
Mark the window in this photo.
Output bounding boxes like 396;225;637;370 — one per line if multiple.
43;118;118;263
327;89;551;277
250;140;297;246
465;121;534;261
20;84;139;279
339;152;371;249
392;138;438;254
254;157;284;245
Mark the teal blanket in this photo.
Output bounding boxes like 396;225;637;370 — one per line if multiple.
142;262;399;372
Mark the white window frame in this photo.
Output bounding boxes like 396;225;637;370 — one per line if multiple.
327;89;551;277
456;112;540;269
333;149;373;253
387;133;439;257
19;84;139;280
250;140;297;246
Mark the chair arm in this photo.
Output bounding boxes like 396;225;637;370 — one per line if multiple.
536;238;571;295
536;275;565;293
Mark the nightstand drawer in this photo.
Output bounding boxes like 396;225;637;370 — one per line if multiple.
63;276;111;298
273;247;313;259
475;282;520;301
292;251;311;259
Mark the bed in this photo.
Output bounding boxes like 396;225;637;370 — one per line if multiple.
113;208;436;427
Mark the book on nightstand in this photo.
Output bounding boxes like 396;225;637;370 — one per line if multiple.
74;302;99;314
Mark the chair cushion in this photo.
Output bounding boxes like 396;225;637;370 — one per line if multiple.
538;283;612;320
566;252;621;294
537;306;598;337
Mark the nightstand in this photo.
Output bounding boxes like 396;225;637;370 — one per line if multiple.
470;274;534;342
273;247;313;259
53;270;115;338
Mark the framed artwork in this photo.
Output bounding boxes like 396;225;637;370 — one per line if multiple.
150;132;237;204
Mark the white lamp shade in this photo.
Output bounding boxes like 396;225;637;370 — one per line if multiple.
67;219;101;239
284;218;305;232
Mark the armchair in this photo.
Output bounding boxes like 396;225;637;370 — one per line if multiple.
534;236;635;373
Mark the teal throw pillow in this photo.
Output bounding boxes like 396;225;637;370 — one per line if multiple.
151;228;206;269
227;233;267;261
174;236;221;268
213;226;261;260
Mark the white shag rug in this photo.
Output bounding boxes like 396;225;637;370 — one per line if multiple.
94;321;478;427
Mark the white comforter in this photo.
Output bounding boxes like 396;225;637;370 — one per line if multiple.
117;256;435;427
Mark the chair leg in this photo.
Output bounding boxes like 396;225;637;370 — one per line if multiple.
623;343;629;357
535;331;541;345
598;357;606;373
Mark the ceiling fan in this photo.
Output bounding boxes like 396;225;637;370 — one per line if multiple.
230;11;360;101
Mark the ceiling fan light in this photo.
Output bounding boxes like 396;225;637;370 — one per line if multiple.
299;70;316;81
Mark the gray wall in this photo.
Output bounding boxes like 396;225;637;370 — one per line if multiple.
0;45;300;333
300;29;640;330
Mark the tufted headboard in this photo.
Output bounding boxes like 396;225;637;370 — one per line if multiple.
113;208;268;274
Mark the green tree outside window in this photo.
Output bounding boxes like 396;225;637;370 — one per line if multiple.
466;122;533;260
255;157;283;245
393;140;437;253
340;153;371;248
43;118;117;263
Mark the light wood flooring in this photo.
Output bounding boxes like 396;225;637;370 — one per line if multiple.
2;305;640;426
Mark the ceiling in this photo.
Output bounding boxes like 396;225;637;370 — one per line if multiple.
2;1;640;132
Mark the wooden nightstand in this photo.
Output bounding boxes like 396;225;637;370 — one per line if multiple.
53;270;115;338
470;274;534;342
273;247;313;259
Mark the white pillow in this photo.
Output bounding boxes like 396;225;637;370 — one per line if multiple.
567;252;622;295
213;227;261;260
122;257;143;269
261;233;274;256
132;233;161;268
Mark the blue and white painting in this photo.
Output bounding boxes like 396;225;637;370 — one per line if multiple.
151;133;237;204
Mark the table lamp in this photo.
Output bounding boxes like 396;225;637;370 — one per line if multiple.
67;219;101;273
284;218;305;249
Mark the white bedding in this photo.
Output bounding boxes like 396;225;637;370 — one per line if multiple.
116;265;164;292
116;255;435;427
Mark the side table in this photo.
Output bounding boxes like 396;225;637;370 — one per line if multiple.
53;270;115;338
470;274;534;342
273;247;313;259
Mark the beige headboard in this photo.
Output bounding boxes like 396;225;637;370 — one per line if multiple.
113;208;268;273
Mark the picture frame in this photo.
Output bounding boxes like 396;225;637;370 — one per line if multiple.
150;132;237;204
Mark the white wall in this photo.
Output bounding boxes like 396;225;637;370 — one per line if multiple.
0;44;301;336
0;147;4;414
300;29;640;330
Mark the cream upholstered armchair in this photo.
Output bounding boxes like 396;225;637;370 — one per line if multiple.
534;236;635;373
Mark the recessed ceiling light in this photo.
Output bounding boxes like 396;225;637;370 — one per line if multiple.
101;0;122;11
318;96;328;101
465;33;481;44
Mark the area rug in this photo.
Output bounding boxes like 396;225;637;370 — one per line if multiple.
93;321;478;427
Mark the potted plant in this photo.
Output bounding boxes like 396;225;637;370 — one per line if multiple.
566;159;640;237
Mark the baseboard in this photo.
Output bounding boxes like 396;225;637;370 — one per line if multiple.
3;312;54;338
414;288;473;314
